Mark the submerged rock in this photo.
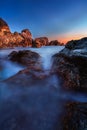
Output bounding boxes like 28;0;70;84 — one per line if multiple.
63;102;87;130
8;50;41;67
52;38;87;91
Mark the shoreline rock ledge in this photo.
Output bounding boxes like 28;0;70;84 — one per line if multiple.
52;37;87;92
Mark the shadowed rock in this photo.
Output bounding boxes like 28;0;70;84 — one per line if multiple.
65;37;87;50
63;102;87;130
52;38;87;92
8;50;41;67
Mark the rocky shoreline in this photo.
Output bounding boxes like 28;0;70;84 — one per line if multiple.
0;18;87;130
0;18;63;48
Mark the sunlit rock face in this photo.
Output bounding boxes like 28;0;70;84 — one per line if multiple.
0;18;64;48
52;38;87;91
33;37;49;47
0;18;10;36
63;102;87;130
21;29;32;47
49;40;62;46
0;18;33;48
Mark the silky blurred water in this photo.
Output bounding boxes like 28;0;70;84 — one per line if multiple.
0;46;87;130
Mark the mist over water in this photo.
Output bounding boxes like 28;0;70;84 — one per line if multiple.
0;46;87;130
0;46;87;102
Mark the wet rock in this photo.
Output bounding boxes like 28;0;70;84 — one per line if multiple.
63;102;87;130
52;39;87;91
33;37;49;47
8;50;41;67
65;37;87;50
0;69;64;130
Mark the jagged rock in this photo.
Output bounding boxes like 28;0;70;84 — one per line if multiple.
8;50;41;67
65;37;87;50
21;29;32;47
63;102;87;130
0;18;33;48
0;18;10;36
49;40;62;46
33;37;49;47
52;39;87;91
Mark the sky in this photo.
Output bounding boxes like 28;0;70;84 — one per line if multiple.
0;0;87;43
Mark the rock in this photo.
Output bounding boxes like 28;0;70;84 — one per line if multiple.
0;18;10;36
63;102;87;130
8;50;41;67
49;40;62;46
21;29;32;47
33;37;49;47
52;39;87;91
0;32;24;48
0;18;33;48
65;37;87;50
0;67;64;130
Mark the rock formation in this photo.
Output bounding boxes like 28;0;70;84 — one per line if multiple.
8;50;41;67
0;18;10;36
52;37;87;91
33;37;49;48
49;40;62;46
63;102;87;130
0;18;63;48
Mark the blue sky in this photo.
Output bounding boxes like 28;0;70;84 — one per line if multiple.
0;0;87;43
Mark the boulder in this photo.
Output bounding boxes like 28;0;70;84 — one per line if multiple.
63;102;87;130
49;40;62;46
52;38;87;91
33;37;49;47
21;29;32;47
8;50;41;67
65;37;87;50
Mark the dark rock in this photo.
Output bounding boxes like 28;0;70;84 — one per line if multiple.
8;50;41;67
0;68;64;130
65;37;87;50
63;102;87;130
52;44;87;91
33;37;49;47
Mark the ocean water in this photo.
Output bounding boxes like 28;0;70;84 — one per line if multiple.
0;46;87;130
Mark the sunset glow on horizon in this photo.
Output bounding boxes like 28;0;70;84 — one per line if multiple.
0;0;87;43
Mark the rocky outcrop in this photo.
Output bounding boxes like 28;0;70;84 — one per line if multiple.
21;29;32;47
0;18;64;48
49;40;63;46
8;50;41;67
65;37;87;49
52;37;87;91
63;102;87;130
33;37;49;47
0;18;33;48
0;18;10;36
